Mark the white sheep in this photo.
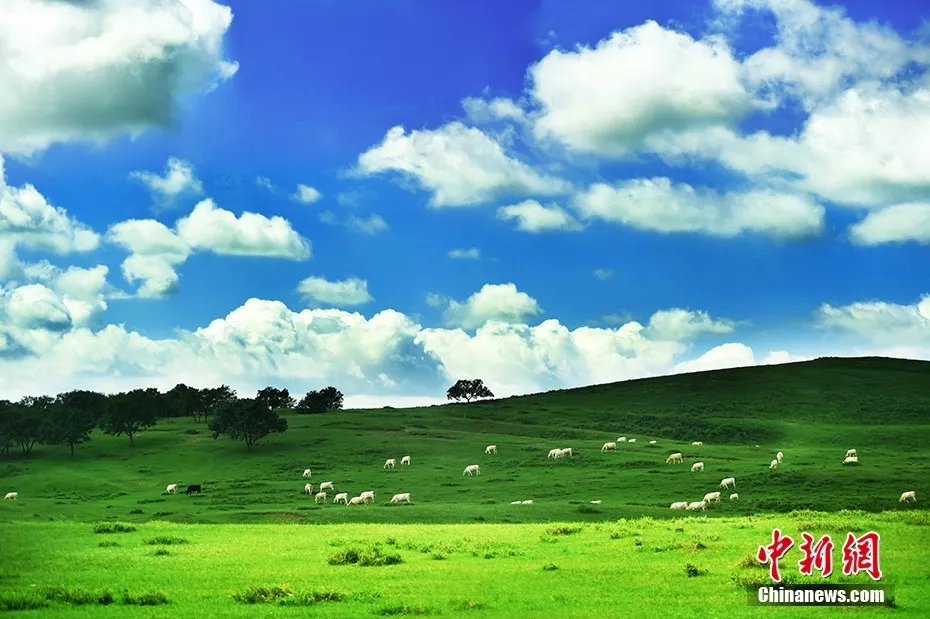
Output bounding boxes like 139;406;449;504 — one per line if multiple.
666;452;683;464
670;501;688;509
720;477;736;489
703;491;721;503
400;456;411;466
730;493;739;500
776;451;784;463
333;492;348;504
3;492;17;500
547;448;561;459
320;481;335;491
360;490;375;503
384;458;396;469
899;491;917;503
302;469;312;478
601;442;617;452
843;456;859;465
686;500;707;511
691;441;703;446
303;483;314;494
165;484;178;494
769;459;778;469
485;445;497;455
691;461;704;472
649;440;657;445
628;439;637;443
590;500;601;504
521;499;533;504
559;447;573;457
314;491;327;503
617;437;627;443
845;449;857;458
348;496;366;506
511;500;521;504
390;493;411;503
463;464;481;476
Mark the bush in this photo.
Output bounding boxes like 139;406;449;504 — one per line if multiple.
327;545;403;566
144;536;189;545
93;522;136;534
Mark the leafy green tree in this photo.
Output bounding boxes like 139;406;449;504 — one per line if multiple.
100;388;161;446
45;391;102;455
295;386;344;414
0;400;15;456
166;384;203;421
256;387;295;411
196;385;237;422
446;379;494;403
10;396;53;455
208;398;288;450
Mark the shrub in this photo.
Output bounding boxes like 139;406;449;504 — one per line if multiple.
144;536;189;545
93;522;136;534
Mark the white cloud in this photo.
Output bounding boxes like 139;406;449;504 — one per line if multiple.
816;294;930;346
461;96;528;125
496;200;584;233
297;276;373;307
256;177;277;192
848;203;930;245
448;248;481;260
176;198;311;259
593;268;613;280
572;177;824;238
356;122;571;207
2;283;72;332
129;158;203;206
670;342;811;374
347;214;388;235
0;0;237;155
106;219;191;298
293;184;322;204
644;308;735;341
440;283;542;330
528;20;753;156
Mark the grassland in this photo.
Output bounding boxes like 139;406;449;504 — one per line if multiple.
1;356;929;616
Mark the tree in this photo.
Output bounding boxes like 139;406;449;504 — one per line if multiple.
295;386;344;414
45;391;102;455
100;388;161;445
196;385;237;422
446;379;494;403
208;398;288;450
166;384;203;421
9;396;53;455
256;387;295;411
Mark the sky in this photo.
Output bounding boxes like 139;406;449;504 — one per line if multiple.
1;0;929;408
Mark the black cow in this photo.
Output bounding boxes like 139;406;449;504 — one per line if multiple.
185;484;202;495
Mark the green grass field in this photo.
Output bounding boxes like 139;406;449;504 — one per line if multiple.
1;356;929;616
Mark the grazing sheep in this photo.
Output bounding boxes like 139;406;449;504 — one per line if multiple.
899;491;917;503
703;491;721;503
3;492;17;500
691;462;704;472
769;459;778;469
485;445;497;455
320;481;335;491
463;464;481;476
511;500;521;504
720;477;736;490
845;449;857;458
649;440;657;445
776;451;784;463
559;447;573;457
686;500;707;511
314;491;327;503
165;484;178;494
730;493;739;500
666;452;683;464
670;501;688;510
333;492;349;504
547;448;561;459
348;496;366;506
400;456;411;466
303;469;312;478
691;441;703;446
628;439;637;443
360;491;375;503
391;493;411;503
384;458;396;469
303;483;313;495
843;456;859;465
601;442;617;452
617;437;627;443
590;500;601;504
521;499;533;504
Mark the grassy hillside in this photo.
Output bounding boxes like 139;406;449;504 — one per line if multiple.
0;356;928;525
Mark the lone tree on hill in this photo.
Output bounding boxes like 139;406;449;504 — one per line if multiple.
209;397;288;450
295;386;344;414
256;386;296;411
446;379;494;403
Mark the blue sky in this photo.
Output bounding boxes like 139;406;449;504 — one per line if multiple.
1;0;929;407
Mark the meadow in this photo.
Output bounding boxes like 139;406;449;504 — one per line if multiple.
1;356;929;616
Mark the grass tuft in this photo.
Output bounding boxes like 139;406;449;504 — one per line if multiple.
377;603;440;615
327;545;403;566
0;592;50;611
144;536;189;545
93;522;136;534
121;591;169;606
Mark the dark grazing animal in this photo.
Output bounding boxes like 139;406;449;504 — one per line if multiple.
185;484;202;495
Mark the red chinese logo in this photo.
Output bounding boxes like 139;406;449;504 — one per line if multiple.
798;532;834;577
757;528;795;582
841;531;883;581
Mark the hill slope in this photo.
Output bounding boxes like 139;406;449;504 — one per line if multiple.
0;356;928;525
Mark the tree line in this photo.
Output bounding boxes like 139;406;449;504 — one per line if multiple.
0;384;344;456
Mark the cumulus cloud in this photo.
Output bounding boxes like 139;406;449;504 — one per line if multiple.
528;20;753;156
0;0;238;155
448;248;480;260
297;276;373;307
293;184;322;204
318;211;388;235
671;342;811;374
440;283;542;330
816;294;930;346
496;200;584;233
462;96;528;125
572;177;824;238
129;158;203;206
356;122;571;207
644;308;735;341
848;203;930;245
106;219;191;298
